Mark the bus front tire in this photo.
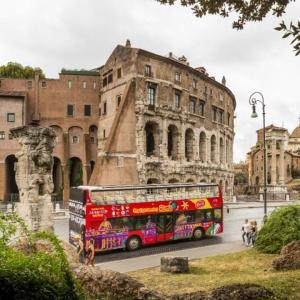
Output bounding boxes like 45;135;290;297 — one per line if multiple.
126;236;141;251
193;228;204;240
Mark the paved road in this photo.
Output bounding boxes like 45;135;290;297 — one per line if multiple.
54;206;277;272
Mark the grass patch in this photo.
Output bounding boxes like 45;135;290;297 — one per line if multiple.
129;250;300;300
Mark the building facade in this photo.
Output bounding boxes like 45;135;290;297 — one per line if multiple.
247;124;300;194
0;70;100;204
90;42;236;198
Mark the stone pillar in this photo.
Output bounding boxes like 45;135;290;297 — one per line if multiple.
11;126;56;232
279;140;285;185
271;140;277;185
62;163;69;208
161;118;168;159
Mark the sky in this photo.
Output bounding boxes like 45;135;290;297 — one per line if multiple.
1;0;299;162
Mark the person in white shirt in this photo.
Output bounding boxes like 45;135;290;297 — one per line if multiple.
242;219;251;246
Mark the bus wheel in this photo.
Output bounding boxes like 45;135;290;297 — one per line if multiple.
126;236;141;251
193;228;204;240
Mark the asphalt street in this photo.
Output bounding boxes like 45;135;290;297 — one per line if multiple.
54;206;277;271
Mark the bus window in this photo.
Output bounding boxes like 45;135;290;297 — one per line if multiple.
205;210;213;221
175;212;195;224
134;215;156;230
109;217;134;231
195;209;213;222
214;209;222;222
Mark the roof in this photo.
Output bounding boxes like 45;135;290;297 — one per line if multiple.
290;126;300;138
60;69;99;76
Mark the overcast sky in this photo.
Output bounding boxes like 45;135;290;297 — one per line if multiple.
1;0;299;162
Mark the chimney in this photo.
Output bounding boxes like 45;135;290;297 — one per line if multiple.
222;76;226;86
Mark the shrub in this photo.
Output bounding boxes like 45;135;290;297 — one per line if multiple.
255;205;300;254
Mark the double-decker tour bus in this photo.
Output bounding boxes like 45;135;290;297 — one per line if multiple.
69;183;223;252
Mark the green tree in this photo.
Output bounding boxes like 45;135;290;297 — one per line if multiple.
155;0;300;55
0;62;45;79
234;172;248;185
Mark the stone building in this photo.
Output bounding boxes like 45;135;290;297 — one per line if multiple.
247;124;300;195
90;42;236;198
0;70;99;204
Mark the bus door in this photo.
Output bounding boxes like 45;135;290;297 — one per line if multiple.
156;213;174;242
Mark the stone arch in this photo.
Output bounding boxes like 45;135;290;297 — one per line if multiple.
68;157;83;187
145;121;160;157
200;179;206;183
168;178;179;183
185;128;195;161
210;135;217;163
199;131;206;162
220;137;224;164
255;176;260;186
186;178;194;183
167;124;179;160
52;157;63;201
147;178;160;184
4;155;19;202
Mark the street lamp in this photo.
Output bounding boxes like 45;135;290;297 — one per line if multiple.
249;92;267;222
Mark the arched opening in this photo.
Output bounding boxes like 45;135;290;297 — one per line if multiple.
4;155;19;202
225;180;229;195
168;178;179;183
226;139;229;164
199;132;206;162
145;122;159;157
210;135;216;163
167;125;179;160
68;157;83;187
220;137;224;164
211;179;216;183
255;176;260;186
219;180;223;194
185;128;194;161
147;178;159;184
52;157;63;201
90;160;95;174
200;179;206;183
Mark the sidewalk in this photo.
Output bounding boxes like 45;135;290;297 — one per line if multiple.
95;241;246;273
225;200;300;209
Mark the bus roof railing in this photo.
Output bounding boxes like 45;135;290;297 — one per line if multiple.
75;183;218;193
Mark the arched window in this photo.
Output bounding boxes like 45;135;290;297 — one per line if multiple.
199;132;206;162
220;137;224;163
211;135;216;163
185;128;194;161
145;122;159;157
167;125;179;160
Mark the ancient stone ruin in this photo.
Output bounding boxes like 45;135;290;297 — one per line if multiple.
160;256;189;273
10;125;56;232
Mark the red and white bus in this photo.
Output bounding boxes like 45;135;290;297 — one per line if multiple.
69;183;223;252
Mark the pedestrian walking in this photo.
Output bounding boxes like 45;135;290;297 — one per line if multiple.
242;219;251;246
250;220;258;247
86;238;95;267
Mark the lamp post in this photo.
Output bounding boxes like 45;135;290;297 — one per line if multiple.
249;92;267;221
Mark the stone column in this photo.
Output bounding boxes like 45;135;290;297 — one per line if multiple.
278;140;285;185
11;126;56;232
161;118;168;159
271;140;277;185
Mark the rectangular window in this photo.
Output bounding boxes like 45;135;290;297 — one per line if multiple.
67;105;74;117
227;113;231;126
219;109;224;123
199;100;205;116
116;95;121;107
0;131;5;140
84;105;91;116
27;81;32;89
189;97;196;114
7;113;15;122
93;81;96;89
145;65;152;77
102;77;107;87
83;81;87;89
192;79;197;89
219;93;224;101
90;136;95;144
175;72;181;82
103;129;106;138
72;136;79;144
212;106;217;122
103;102;107;115
117;68;122;79
108;73;113;84
147;84;156;106
41;81;47;88
174;91;181;109
68;80;72;89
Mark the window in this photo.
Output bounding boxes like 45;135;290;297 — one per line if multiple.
72;136;79;144
0;131;5;140
212;106;217;122
8;134;13;140
219;109;224;124
210;88;213;97
174;91;181;109
145;65;152;77
204;86;208;95
195;209;213;222
227;113;231;126
93;81;96;89
214;209;222;222
219;93;224;101
175;72;181;82
84;105;91;116
102;77;107;87
109;217;134;231
90;136;95;144
147;84;156;106
174;212;195;224
41;81;47;88
134;215;156;230
199;101;205;116
189;97;196;114
67;105;74;117
68;80;72;89
117;68;122;79
27;81;32;88
103;129;106;138
7;113;15;122
108;73;113;84
103;102;107;115
116;95;121;107
83;81;87;89
192;79;197;89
